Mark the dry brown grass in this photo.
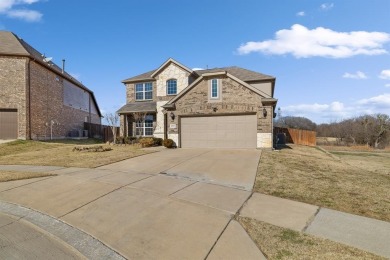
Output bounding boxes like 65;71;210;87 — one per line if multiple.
238;217;384;260
0;171;55;182
254;145;390;222
0;140;152;168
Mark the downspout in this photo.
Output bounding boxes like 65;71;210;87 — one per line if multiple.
27;58;32;140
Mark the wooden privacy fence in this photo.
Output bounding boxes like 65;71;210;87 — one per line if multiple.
102;127;120;143
84;122;120;142
274;127;317;146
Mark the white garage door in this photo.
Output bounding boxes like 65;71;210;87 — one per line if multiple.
181;114;257;148
0;109;18;139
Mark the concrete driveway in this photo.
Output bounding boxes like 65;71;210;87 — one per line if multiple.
0;148;264;259
99;148;261;191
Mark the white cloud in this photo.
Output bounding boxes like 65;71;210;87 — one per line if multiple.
0;0;43;22
281;94;390;123
296;11;305;17
237;24;390;58
6;9;42;21
385;84;390;88
342;71;367;79
320;3;334;11
357;93;390;108
379;70;390;80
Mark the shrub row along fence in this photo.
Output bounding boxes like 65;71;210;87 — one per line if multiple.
274;127;317;146
84;122;120;143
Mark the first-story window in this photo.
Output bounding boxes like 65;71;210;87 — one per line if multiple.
167;79;177;95
135;82;153;101
135;115;153;136
211;79;218;98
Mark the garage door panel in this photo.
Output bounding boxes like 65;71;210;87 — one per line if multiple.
181;115;257;149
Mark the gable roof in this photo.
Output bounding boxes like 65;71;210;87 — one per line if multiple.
0;31;102;117
163;71;277;108
121;58;194;84
195;66;274;82
150;58;193;78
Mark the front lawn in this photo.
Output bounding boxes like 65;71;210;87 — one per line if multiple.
0;139;152;168
254;145;390;222
238;217;384;260
0;171;56;182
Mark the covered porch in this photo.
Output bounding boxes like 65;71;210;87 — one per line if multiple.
117;102;160;138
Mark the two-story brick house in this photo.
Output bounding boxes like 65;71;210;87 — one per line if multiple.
118;58;277;149
0;31;102;140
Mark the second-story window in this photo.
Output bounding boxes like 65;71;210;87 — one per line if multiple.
211;79;218;98
135;82;153;101
166;79;177;95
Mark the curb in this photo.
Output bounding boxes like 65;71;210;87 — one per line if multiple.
0;201;126;260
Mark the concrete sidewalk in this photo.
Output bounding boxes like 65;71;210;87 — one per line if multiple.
240;193;390;258
0;161;265;259
1;153;389;258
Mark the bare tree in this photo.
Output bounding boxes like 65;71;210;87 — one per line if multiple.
132;112;147;138
105;112;119;143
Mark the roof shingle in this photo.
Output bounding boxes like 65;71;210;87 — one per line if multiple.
117;102;157;114
195;66;274;82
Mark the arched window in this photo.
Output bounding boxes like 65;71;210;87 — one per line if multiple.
166;79;177;95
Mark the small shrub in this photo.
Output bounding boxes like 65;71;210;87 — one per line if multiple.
163;138;174;148
139;137;154;147
153;137;163;146
72;146;112;152
115;136;124;144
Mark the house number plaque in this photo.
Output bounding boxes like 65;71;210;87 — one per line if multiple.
170;124;177;129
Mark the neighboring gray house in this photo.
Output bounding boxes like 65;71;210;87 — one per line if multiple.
0;31;102;140
118;58;277;148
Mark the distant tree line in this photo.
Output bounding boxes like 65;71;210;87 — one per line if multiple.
274;114;390;148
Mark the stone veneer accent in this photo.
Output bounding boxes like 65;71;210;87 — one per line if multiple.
257;133;272;148
154;100;167;138
156;63;190;97
0;56;100;140
0;56;28;138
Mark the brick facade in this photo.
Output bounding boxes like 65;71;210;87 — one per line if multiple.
168;76;272;135
119;59;276;148
0;56;28;138
0;56;101;140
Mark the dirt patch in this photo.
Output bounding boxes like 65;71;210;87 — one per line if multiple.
238;217;384;260
0;140;152;168
254;145;390;222
0;171;56;182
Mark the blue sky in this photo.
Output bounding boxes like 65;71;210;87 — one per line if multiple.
1;0;389;124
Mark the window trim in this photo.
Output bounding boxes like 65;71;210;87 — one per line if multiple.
135;82;153;101
135;115;154;136
166;79;177;96
210;79;219;99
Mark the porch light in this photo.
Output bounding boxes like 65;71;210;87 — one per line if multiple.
170;112;175;120
263;108;267;118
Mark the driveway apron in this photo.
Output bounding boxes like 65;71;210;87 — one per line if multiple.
0;148;264;259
